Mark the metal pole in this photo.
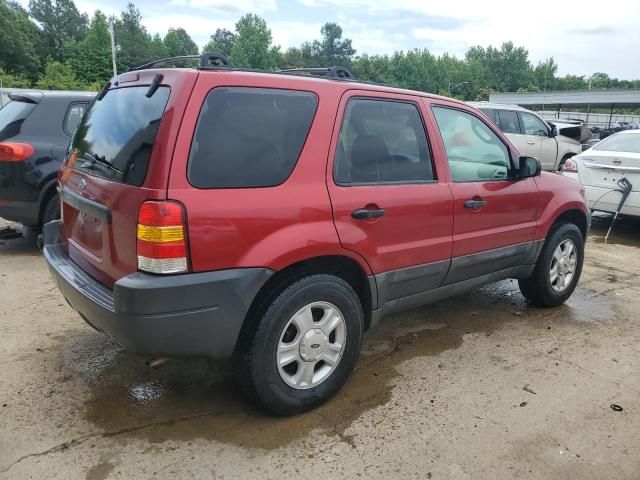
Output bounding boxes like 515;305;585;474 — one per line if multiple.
108;19;118;78
608;104;614;128
585;76;592;127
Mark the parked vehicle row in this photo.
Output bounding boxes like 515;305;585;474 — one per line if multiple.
41;54;589;415
0;91;95;228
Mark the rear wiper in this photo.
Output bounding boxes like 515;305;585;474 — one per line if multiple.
80;153;126;175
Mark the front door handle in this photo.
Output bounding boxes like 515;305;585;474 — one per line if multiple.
464;199;487;209
352;208;385;220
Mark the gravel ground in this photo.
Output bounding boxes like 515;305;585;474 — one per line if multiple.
1;215;639;480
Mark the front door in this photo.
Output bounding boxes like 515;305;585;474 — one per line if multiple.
429;103;539;285
327;91;454;304
519;111;557;170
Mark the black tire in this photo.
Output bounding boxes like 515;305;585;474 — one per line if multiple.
42;193;61;226
518;223;584;307
235;274;364;415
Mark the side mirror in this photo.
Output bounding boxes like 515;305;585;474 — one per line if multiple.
549;125;558;137
518;156;541;178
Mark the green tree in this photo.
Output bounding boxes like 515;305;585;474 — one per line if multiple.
0;1;43;80
149;33;168;59
164;27;198;57
69;11;112;84
230;14;277;69
113;3;153;71
307;23;355;67
36;59;84;89
28;0;88;61
0;68;31;88
203;28;235;57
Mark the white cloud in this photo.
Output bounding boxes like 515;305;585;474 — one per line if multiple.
168;0;276;13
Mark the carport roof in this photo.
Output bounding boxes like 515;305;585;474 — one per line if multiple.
489;89;640;108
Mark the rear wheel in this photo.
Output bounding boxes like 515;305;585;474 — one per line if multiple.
235;274;364;415
518;223;584;307
42;193;60;226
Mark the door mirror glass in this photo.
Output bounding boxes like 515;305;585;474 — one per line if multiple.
518;156;541;178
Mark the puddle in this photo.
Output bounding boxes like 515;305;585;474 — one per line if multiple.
589;214;640;248
58;280;615;450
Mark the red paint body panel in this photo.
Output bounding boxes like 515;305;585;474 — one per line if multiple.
533;172;589;239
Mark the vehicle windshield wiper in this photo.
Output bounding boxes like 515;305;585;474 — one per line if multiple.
80;153;126;175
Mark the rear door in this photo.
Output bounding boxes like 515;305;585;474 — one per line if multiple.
58;70;197;287
429;102;539;284
327;90;454;303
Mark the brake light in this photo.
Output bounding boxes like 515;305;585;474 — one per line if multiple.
0;143;34;162
137;201;189;274
562;158;578;173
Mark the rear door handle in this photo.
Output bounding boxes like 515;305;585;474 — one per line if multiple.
527;141;536;145
352;208;385;220
464;199;487;209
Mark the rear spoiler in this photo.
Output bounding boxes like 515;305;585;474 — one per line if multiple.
8;92;43;104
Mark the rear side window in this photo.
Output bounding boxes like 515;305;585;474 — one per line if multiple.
479;108;499;125
0;100;36;141
497;110;521;134
70;86;170;186
63;103;87;135
334;98;434;184
188;87;318;188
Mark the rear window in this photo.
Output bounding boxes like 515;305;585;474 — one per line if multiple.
69;86;170;186
593;133;640;153
0;100;36;141
188;87;318;188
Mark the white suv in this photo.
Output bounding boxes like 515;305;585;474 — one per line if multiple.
468;102;581;171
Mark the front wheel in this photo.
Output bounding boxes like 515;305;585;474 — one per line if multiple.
235;274;364;415
518;223;584;307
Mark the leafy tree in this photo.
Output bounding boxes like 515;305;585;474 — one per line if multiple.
28;0;88;61
149;33;168;60
230;14;277;69
164;27;198;57
36;59;83;89
203;28;235;57
307;23;355;67
0;68;31;88
113;3;153;71
0;1;43;80
68;11;113;84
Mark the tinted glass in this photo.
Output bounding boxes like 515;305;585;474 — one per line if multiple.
188;87;317;188
593;133;640;153
0;100;36;141
479;108;499;125
334;99;434;184
433;106;511;182
519;112;548;136
497;110;521;134
63;103;87;135
70;86;170;186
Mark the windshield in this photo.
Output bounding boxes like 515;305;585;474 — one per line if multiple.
593;133;640;154
69;86;170;186
0;100;36;141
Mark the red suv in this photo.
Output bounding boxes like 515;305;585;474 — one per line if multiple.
44;54;589;414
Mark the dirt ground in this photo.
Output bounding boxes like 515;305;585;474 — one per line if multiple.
1;215;639;480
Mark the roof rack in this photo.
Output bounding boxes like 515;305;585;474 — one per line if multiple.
131;52;358;82
133;53;232;71
279;66;355;79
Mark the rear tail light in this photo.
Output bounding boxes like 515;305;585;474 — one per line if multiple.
0;143;35;162
137;201;189;274
562;158;578;173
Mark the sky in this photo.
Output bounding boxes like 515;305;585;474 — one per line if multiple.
20;0;640;79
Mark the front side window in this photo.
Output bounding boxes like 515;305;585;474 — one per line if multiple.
188;87;318;188
432;106;511;182
519;112;548;137
497;110;521;134
334;98;434;184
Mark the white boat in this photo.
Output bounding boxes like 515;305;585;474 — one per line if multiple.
562;130;640;218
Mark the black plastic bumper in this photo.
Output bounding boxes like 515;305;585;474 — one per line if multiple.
42;220;273;359
0;200;40;226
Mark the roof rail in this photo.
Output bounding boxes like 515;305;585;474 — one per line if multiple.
133;52;233;71
279;66;355;80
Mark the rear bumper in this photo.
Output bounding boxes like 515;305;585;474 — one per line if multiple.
43;220;273;359
0;200;40;226
585;185;640;217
